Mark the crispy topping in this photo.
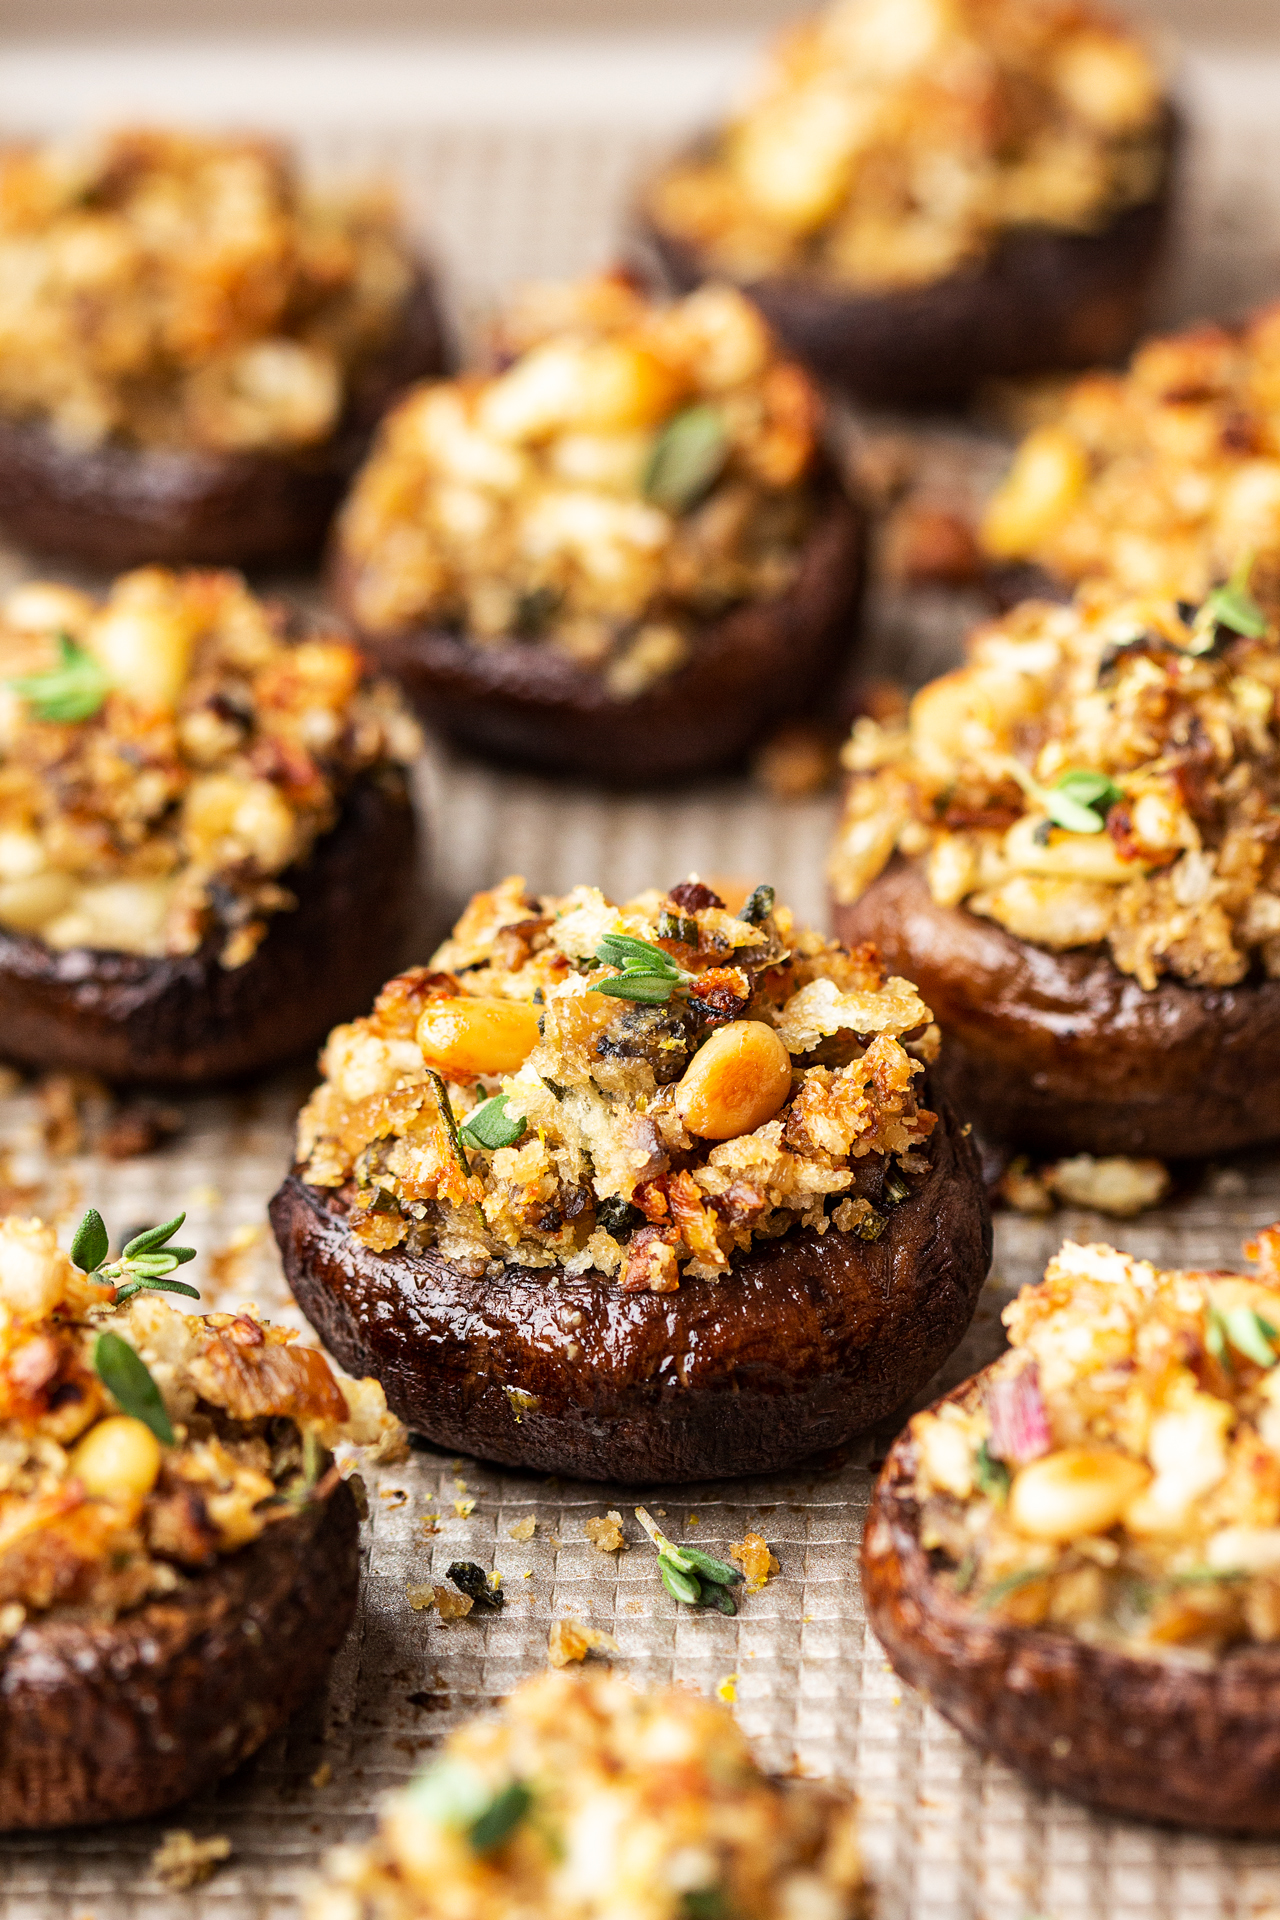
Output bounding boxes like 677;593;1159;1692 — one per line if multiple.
910;1229;1280;1655
335;275;821;694
297;874;938;1287
647;0;1164;291
0;1213;397;1626
981;303;1280;604
0;127;415;453
829;581;1280;988
306;1670;864;1919
0;568;417;962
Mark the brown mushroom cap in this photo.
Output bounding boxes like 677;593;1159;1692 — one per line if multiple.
635;114;1178;409
864;1373;1280;1833
0;768;418;1086
834;856;1280;1159
269;1096;991;1484
0;1476;358;1831
0;267;447;571
333;469;864;788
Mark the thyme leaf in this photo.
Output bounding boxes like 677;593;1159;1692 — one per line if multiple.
643;405;729;515
1043;769;1124;836
1192;550;1267;650
1206;1298;1278;1371
659;1554;702;1606
974;1440;1011;1504
459;1094;527;1152
469;1780;532;1854
69;1207;200;1303
92;1330;174;1444
7;631;109;724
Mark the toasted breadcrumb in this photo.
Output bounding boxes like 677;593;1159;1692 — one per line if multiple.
151;1831;231;1890
731;1533;781;1594
547;1617;620;1667
508;1515;537;1541
584;1510;626;1553
1000;1153;1171;1217
407;1582;474;1622
311;1762;333;1790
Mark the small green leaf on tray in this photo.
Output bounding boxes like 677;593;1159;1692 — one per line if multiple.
7;632;109;724
460;1095;527;1152
644;404;728;515
70;1208;109;1275
469;1780;532;1854
679;1546;744;1587
1043;769;1124;836
659;1555;703;1606
92;1330;174;1444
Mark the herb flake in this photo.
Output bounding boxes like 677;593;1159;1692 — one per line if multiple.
594;932;694;1005
92;1330;174;1444
1043;769;1124;836
643;405;728;515
459;1095;527;1153
7;631;109;724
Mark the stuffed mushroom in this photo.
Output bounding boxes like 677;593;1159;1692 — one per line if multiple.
270;872;990;1484
864;1227;1280;1832
308;1667;867;1918
330;274;864;785
0;1205;398;1830
829;575;1280;1157
637;0;1176;408
0;127;445;569
0;567;420;1084
981;300;1280;605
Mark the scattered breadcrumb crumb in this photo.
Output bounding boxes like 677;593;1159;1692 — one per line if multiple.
420;1514;443;1538
730;1533;780;1594
686;1513;700;1527
583;1510;625;1553
999;1153;1171;1218
150;1831;231;1890
311;1762;332;1790
715;1674;738;1703
453;1496;477;1518
547;1617;620;1668
407;1582;474;1621
508;1515;537;1541
380;1487;408;1507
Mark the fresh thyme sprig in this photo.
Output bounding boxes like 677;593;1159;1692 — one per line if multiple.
635;1505;745;1616
594;932;695;1004
1190;550;1268;652
7;631;109;724
70;1208;200;1303
1004;757;1123;837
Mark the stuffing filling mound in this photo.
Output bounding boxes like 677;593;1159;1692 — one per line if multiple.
0;1214;395;1633
335;274;822;695
829;578;1280;989
0;568;418;963
0;127;417;454
308;1669;865;1920
297;874;940;1289
645;0;1164;293
906;1228;1280;1659
982;302;1280;604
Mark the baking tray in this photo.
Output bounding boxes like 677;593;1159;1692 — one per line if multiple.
2;34;1280;1918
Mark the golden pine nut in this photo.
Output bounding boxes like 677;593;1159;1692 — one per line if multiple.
416;996;541;1078
675;1020;793;1140
71;1415;163;1502
981;427;1089;559
1008;1447;1149;1543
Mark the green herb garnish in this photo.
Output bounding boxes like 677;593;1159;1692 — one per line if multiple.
1043;769;1125;836
459;1094;527;1153
7;631;109;724
1191;550;1268;651
70;1207;199;1304
682;1890;731;1920
469;1780;532;1854
1206;1299;1278;1371
92;1330;174;1444
593;932;694;1005
974;1440;1011;1504
643;405;728;515
637;1506;742;1615
977;1567;1048;1611
428;1071;487;1229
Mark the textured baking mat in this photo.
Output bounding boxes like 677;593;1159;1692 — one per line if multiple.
2;34;1280;1920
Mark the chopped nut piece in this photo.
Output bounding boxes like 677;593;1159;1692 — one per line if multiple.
150;1831;231;1890
584;1511;626;1553
547;1616;620;1667
730;1532;780;1594
311;1762;333;1790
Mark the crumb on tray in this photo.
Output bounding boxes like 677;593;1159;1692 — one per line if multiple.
508;1514;537;1541
730;1533;780;1594
150;1830;231;1890
584;1510;626;1553
547;1617;620;1668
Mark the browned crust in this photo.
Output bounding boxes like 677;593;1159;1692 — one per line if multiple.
334;472;865;787
833;856;1280;1158
0;267;448;570
0;769;418;1086
636;115;1178;409
863;1372;1280;1833
0;1476;358;1831
268;1098;991;1484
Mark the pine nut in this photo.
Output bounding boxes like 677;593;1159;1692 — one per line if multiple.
674;1020;793;1140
